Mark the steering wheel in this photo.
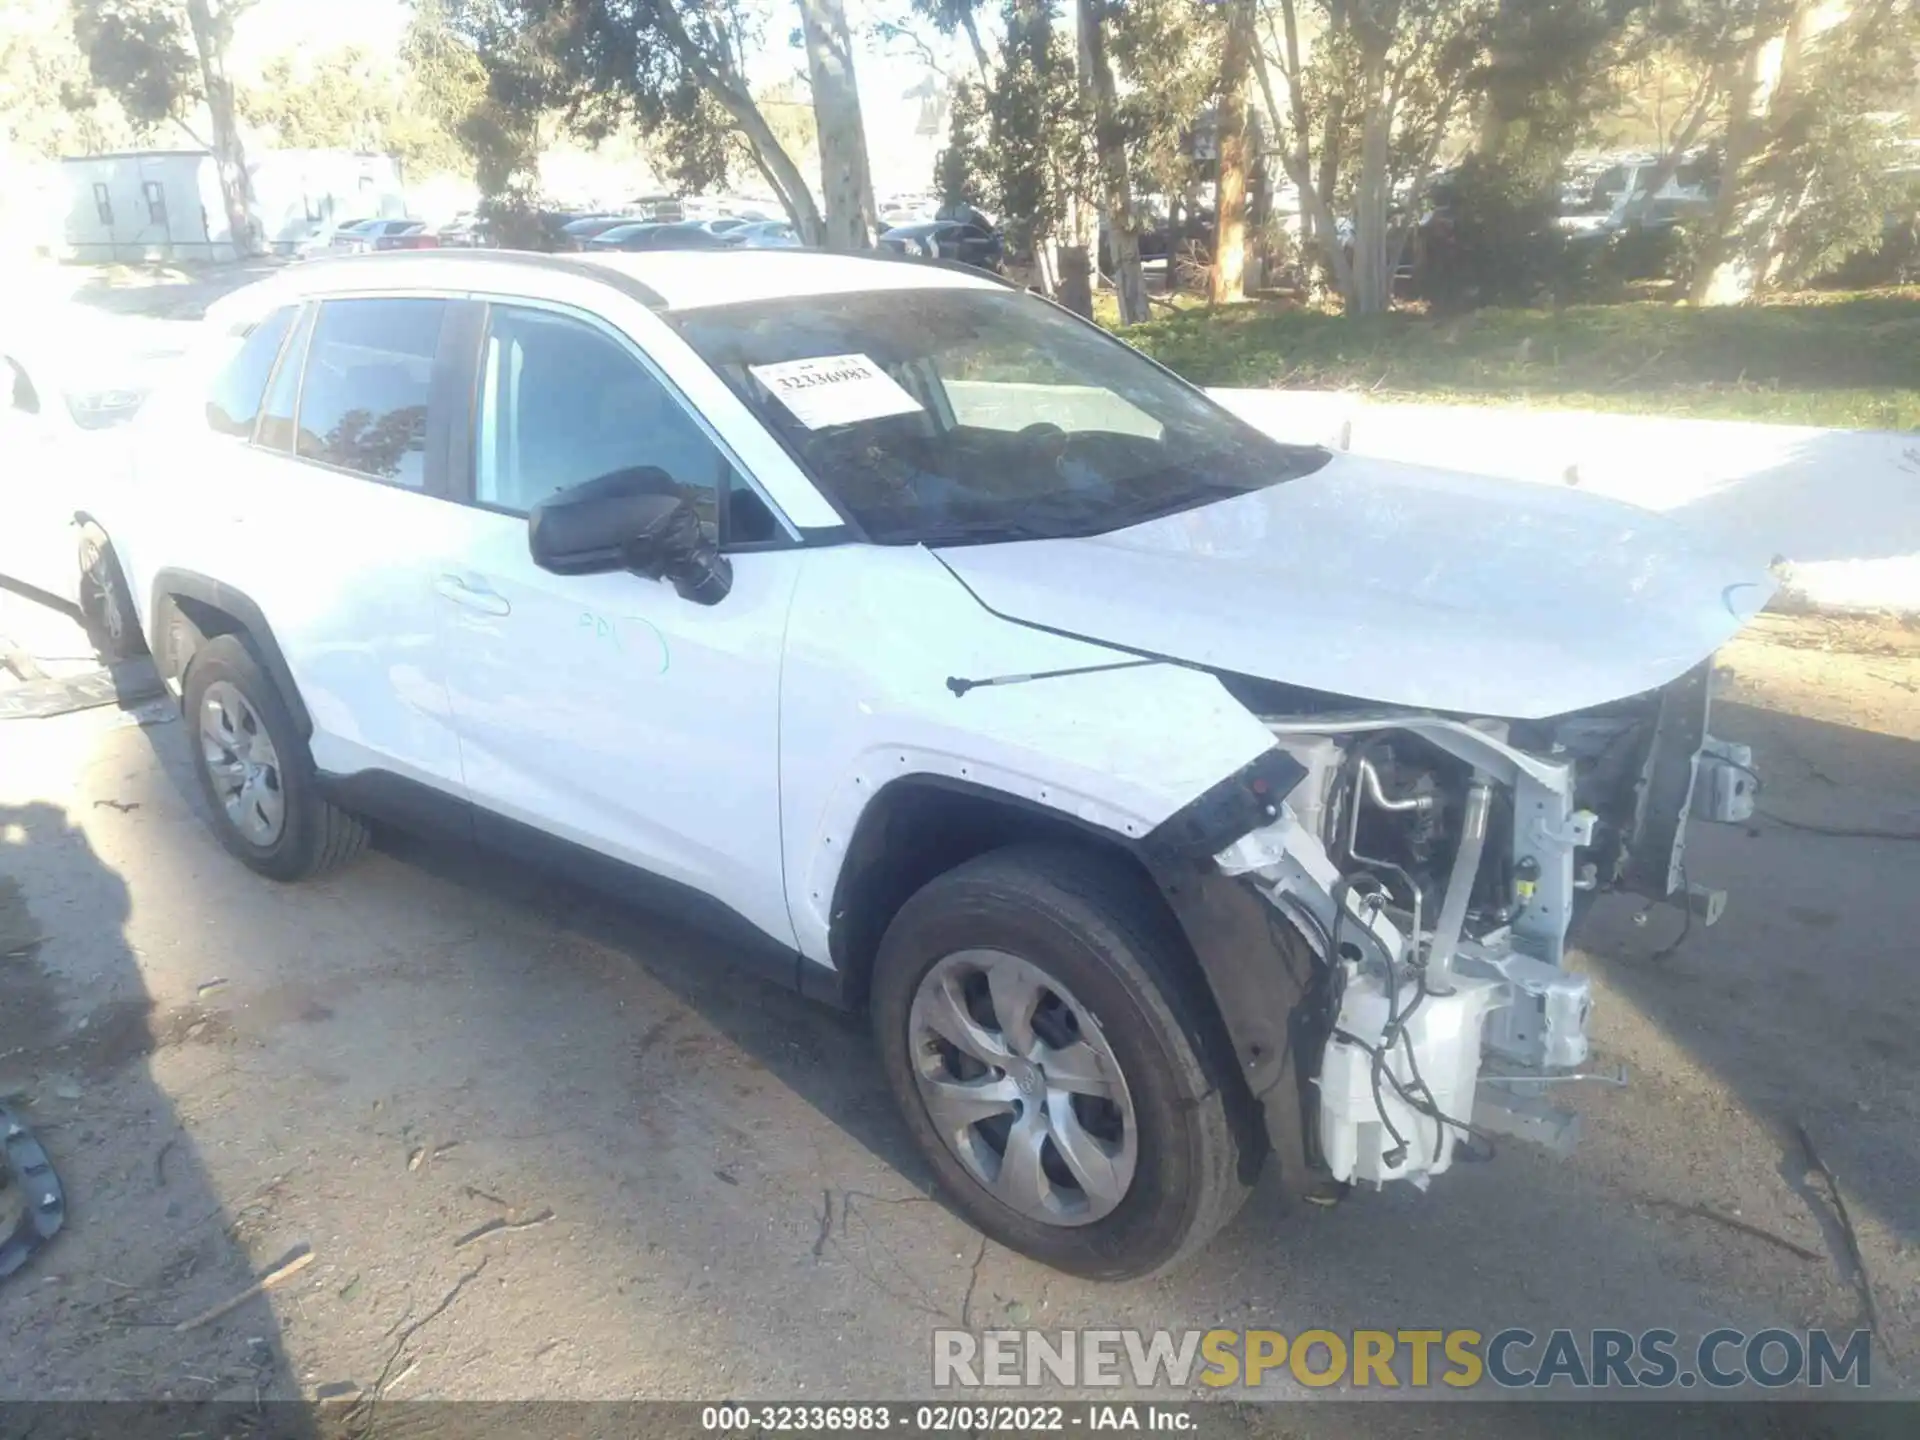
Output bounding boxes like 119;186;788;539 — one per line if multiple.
1017;421;1066;443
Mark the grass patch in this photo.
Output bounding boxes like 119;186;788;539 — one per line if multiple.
1101;288;1920;430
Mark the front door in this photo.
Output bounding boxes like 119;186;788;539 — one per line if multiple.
433;300;801;952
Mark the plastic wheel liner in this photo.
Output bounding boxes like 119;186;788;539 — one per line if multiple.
0;1103;65;1280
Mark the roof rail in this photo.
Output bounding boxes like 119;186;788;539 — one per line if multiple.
296;247;668;309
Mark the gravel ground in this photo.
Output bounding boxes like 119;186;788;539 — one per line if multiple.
1;579;1916;1434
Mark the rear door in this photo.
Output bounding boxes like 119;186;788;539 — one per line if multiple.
211;294;470;796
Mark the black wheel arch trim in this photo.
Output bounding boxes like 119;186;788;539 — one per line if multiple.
148;569;314;738
824;770;1320;1180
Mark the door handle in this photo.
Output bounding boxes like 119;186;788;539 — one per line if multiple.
433;574;511;616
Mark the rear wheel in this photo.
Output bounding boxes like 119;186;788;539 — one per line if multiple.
183;635;368;881
871;845;1255;1279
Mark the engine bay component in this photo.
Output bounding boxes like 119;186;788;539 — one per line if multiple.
0;1104;65;1281
1217;662;1749;1195
1319;969;1500;1187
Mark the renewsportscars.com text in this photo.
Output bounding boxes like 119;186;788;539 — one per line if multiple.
932;1327;1873;1391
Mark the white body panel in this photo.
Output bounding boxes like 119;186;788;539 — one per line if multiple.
222;453;466;792
430;502;802;950
776;545;1278;965
936;451;1774;719
107;303;462;794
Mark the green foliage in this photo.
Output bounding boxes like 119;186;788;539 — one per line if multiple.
239;50;392;151
934;79;987;210
1417;153;1577;313
1110;287;1920;428
1;0;143;156
70;0;200;132
1735;1;1920;288
1105;0;1220;203
980;1;1092;261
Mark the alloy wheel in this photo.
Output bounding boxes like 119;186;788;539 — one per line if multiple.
907;949;1138;1226
199;681;286;846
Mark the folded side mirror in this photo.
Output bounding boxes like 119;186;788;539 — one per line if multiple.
527;467;733;605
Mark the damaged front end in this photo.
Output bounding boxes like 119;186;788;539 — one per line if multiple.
1198;662;1755;1193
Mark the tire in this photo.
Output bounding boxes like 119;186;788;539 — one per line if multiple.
182;634;368;882
75;525;145;662
871;844;1256;1279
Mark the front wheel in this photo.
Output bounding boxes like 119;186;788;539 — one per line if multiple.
871;845;1256;1279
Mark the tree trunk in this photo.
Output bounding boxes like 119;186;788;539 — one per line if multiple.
798;0;876;250
1210;0;1256;303
959;7;994;84
184;0;260;257
715;83;828;245
1071;2;1103;285
1350;57;1392;315
1691;1;1812;306
653;0;827;246
1081;0;1148;324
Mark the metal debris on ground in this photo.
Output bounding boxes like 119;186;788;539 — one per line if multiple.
0;1103;66;1281
0;659;166;721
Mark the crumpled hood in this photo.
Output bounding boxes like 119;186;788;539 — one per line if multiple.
934;451;1774;719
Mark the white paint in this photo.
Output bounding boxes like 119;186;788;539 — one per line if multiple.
750;353;922;429
778;544;1279;965
578;248;996;311
936;450;1774;720
1211;388;1920;614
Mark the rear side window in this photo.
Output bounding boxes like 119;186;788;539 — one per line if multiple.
205;306;296;437
255;304;315;453
295;298;446;488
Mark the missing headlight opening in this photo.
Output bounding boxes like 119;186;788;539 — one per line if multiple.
1213;660;1747;1195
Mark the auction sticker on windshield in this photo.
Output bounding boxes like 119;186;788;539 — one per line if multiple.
750;354;922;429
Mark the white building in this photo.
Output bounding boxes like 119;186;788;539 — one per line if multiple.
58;148;408;262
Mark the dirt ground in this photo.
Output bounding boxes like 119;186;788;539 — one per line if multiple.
1;575;1917;1429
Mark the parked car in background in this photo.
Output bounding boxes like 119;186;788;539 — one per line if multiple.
295;217;372;259
0;335;168;652
436;213;487;247
364;220;440;252
879;220;1003;272
588;222;744;252
734;220;802;249
561;216;638;249
312;219;438;256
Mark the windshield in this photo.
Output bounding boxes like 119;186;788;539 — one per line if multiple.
670;287;1328;544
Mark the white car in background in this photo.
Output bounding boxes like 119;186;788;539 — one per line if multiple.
1;337;166;653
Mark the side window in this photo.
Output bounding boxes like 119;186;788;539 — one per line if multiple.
473;305;736;533
255;304;315;453
92;183;113;226
205;306;296;437
295;298;445;488
143;181;168;227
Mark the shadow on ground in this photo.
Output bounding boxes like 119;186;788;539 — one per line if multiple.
0;790;308;1419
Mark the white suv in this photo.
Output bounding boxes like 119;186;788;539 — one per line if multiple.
88;249;1767;1277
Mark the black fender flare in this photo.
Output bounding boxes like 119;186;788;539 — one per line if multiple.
147;568;313;738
